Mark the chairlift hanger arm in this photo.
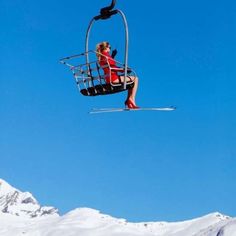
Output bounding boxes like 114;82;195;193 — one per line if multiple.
85;0;129;90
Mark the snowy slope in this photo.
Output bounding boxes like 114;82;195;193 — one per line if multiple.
0;179;235;236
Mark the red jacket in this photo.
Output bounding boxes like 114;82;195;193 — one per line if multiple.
99;51;121;83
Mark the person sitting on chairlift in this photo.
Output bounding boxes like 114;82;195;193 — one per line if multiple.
96;41;139;109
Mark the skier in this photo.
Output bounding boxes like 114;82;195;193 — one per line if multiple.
96;41;139;109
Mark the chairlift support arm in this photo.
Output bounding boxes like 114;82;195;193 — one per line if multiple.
85;0;129;90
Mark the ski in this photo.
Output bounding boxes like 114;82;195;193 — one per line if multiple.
89;106;176;114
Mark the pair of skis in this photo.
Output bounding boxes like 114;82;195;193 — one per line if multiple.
89;106;176;114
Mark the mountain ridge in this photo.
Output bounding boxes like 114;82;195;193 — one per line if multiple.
0;179;58;218
0;178;235;236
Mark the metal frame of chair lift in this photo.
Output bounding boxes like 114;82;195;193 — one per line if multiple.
60;0;136;96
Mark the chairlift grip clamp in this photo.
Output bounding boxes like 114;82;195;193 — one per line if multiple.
94;0;118;20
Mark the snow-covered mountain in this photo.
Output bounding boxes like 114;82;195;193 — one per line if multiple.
0;179;235;236
0;179;58;218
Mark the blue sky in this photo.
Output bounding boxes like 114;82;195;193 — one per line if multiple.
1;0;236;222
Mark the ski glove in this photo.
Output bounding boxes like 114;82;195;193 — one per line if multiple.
111;49;118;58
127;67;132;73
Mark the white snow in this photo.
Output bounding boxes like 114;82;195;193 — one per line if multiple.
0;179;58;218
0;179;17;195
0;179;235;236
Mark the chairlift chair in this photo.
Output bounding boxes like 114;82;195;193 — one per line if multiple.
60;0;136;96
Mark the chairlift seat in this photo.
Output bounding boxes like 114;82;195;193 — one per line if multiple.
80;82;134;96
60;50;136;97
